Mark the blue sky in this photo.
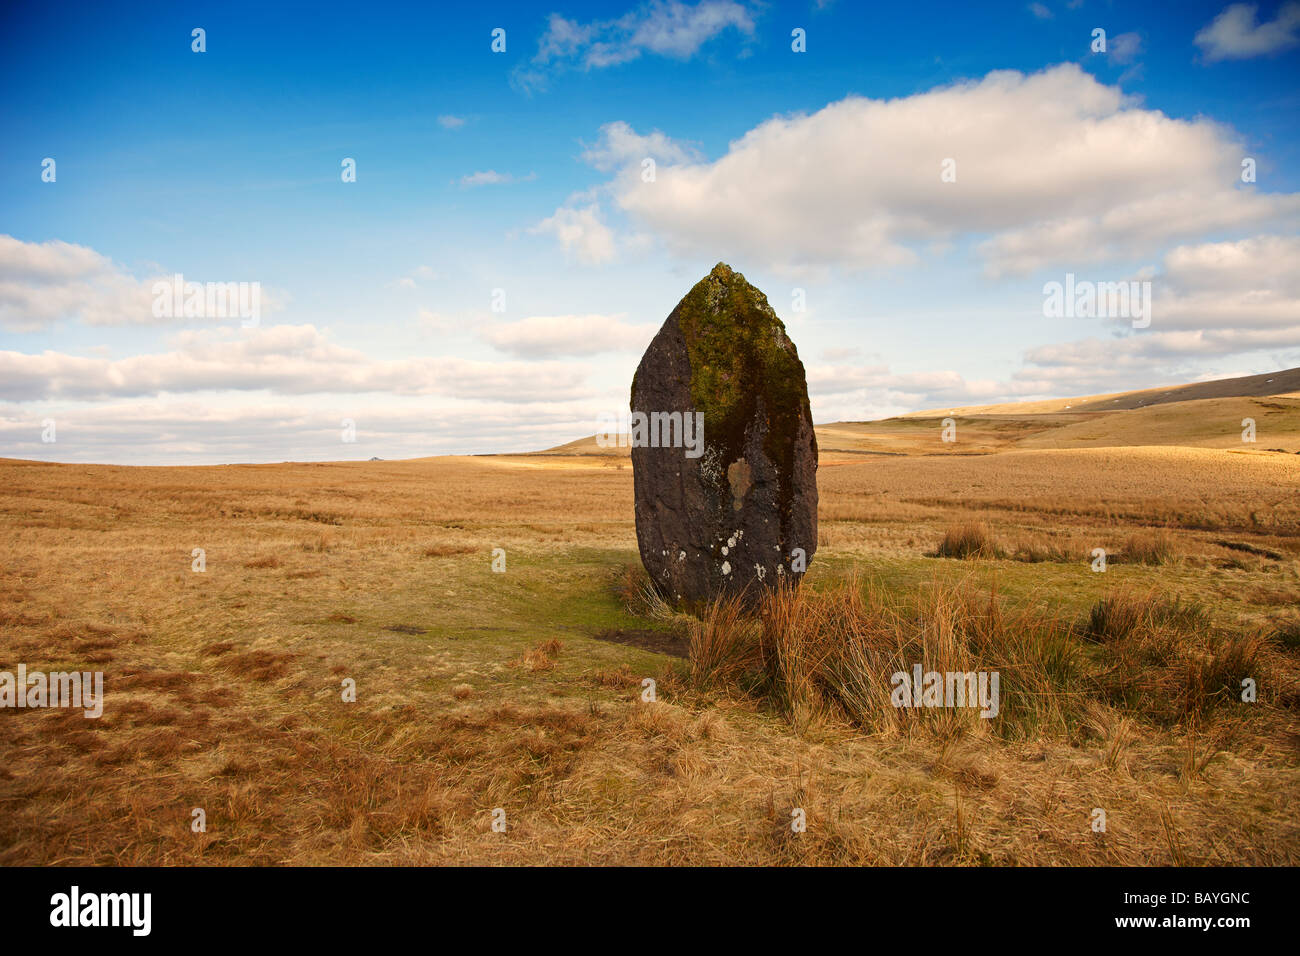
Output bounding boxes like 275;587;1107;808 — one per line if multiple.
2;0;1298;463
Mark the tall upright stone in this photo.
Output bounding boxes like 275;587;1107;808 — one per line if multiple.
630;262;818;607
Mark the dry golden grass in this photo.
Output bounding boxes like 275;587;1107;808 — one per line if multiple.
0;436;1297;866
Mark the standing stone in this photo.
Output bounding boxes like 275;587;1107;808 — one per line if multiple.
631;262;818;608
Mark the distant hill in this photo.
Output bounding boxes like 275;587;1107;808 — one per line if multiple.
531;367;1300;460
906;366;1300;416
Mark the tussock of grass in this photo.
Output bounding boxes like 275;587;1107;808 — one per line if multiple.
689;575;1081;740
217;649;296;682
1083;591;1270;722
1010;533;1091;564
1189;633;1266;712
300;533;337;553
1271;616;1300;651
687;594;760;692
688;577;1278;741
935;522;1003;560
1084;590;1208;645
1122;528;1178;565
521;639;563;671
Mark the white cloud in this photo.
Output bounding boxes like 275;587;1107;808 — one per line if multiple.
807;235;1300;412
0;397;612;465
393;265;438;289
485;314;656;357
808;364;1016;403
417;308;460;332
1012;234;1300;394
1056;234;1300;336
804;363;1044;424
821;346;862;361
0;324;593;403
0;235;284;331
515;1;756;91
0;235;154;331
1195;2;1300;61
1108;31;1143;65
458;170;537;187
438;115;467;129
1152;235;1300;332
1027;3;1053;20
0;234;109;282
618;0;755;57
1013;329;1300;398
530;203;618;264
581;121;699;171
565;65;1299;278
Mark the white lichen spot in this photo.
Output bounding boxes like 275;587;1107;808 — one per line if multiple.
721;546;729;556
721;561;732;575
755;564;766;581
678;550;686;562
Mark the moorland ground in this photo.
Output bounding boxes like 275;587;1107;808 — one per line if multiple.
1;378;1298;865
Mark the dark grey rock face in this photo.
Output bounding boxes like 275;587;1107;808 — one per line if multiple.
630;263;818;608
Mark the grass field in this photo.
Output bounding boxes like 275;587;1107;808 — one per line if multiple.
2;374;1299;865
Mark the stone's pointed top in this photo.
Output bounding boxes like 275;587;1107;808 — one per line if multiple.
689;261;775;323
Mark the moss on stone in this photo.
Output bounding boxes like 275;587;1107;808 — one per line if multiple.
671;263;813;522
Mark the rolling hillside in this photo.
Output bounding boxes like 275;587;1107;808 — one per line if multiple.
535;368;1300;461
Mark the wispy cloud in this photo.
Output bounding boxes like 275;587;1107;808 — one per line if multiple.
0;397;607;465
529;203;618;264
0;324;593;403
458;170;538;187
484;313;655;357
392;265;438;289
513;0;757;92
581;120;699;170
1195;2;1300;61
1108;30;1142;64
